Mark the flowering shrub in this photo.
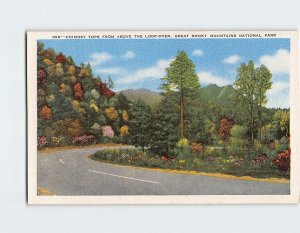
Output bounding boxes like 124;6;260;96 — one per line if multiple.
120;125;129;137
176;138;189;148
102;125;114;138
38;136;47;146
191;143;204;154
72;134;95;145
205;146;215;156
272;149;291;172
105;107;118;120
122;110;129;122
251;153;268;166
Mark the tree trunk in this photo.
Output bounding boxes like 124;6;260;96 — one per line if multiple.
180;94;184;138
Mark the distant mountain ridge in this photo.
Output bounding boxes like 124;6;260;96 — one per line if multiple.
119;84;235;108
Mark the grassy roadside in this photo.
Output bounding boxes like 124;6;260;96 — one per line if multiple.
38;143;126;154
89;154;289;184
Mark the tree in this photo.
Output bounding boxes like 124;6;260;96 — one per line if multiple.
254;65;272;142
150;98;179;155
218;117;234;140
160;50;200;138
130;99;152;151
233;61;272;142
107;76;114;89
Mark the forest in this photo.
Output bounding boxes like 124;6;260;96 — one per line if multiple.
37;42;290;178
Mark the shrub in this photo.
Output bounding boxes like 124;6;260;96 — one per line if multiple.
191;143;204;154
272;149;290;172
251;153;268;166
176;138;189;148
72;134;95;145
38;135;47;147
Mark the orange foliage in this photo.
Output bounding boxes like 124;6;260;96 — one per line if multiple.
73;82;84;100
39;105;52;119
120;125;129;137
218;117;234;140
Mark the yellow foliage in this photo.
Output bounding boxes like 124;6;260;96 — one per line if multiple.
70;75;77;83
78;68;91;78
43;58;54;66
72;100;80;109
68;65;75;75
90;103;99;112
122;110;129;121
60;83;66;93
105;107;118;120
120;125;129;137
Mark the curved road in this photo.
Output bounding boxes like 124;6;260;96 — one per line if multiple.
38;146;290;195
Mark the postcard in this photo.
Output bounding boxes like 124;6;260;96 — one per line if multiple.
27;31;300;204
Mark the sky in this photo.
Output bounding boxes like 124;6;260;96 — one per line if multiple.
40;38;290;108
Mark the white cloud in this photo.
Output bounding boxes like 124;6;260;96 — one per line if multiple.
223;55;241;64
198;71;232;86
192;49;204;57
117;58;173;84
266;81;289;108
259;49;290;74
88;52;113;66
267;81;289;96
121;51;136;60
96;67;126;75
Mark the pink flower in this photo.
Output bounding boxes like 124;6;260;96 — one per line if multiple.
38;136;47;146
102;125;114;138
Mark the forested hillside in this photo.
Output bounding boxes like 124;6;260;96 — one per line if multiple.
37;42;131;147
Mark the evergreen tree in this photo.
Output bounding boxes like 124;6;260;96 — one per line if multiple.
130;99;152;151
150;98;179;156
161;50;200;138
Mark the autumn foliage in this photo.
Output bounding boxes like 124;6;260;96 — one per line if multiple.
56;53;67;64
105;107;118;120
97;81;115;98
73;82;84;100
37;68;47;84
39;105;52;119
120;125;129;137
191;142;204;154
218;117;234;140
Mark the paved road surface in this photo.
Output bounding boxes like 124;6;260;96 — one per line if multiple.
37;146;290;195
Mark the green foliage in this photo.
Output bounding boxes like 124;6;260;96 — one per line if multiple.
161;50;200;138
130;99;152;151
